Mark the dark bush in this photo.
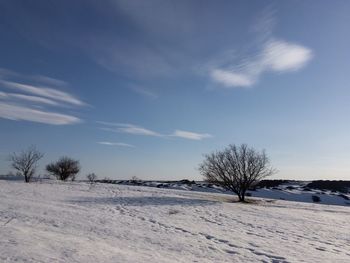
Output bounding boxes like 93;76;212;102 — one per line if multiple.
256;180;290;189
306;180;350;193
46;157;80;181
272;187;282;190
338;194;349;200
86;173;97;183
180;179;196;185
312;195;321;202
302;187;312;192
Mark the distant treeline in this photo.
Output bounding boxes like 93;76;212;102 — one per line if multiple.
255;180;290;189
306;180;350;193
96;178;350;193
255;180;350;193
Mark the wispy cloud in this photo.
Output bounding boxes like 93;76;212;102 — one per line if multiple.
0;91;59;106
210;70;254;88
209;7;313;88
0;102;81;125
98;122;162;137
210;39;313;88
30;75;69;88
99;122;212;141
97;141;135;148
0;69;85;125
117;124;162;136
129;84;158;99
0;80;84;106
171;130;212;140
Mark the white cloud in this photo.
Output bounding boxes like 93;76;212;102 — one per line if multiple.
210;69;254;88
0;91;59;106
118;125;161;136
0;80;84;106
0;69;86;125
262;40;313;72
0;102;81;125
97;141;135;148
99;122;162;137
210;39;313;88
99;121;212;141
171;130;212;140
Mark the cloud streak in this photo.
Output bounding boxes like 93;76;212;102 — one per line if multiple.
0;80;85;106
116;124;162;137
99;122;212;141
0;102;81;125
0;91;59;106
98;122;162;137
210;39;313;88
97;141;135;148
0;69;85;125
171;130;212;140
129;84;159;99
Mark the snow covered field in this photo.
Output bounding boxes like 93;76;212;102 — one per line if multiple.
111;180;350;207
1;180;349;262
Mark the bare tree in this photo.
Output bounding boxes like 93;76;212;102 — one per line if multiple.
199;144;275;202
131;175;140;184
46;157;80;181
9;146;44;183
86;173;97;184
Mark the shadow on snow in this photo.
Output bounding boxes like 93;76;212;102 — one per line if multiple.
69;196;218;207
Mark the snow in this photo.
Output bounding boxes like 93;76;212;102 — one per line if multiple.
1;180;350;262
119;180;350;207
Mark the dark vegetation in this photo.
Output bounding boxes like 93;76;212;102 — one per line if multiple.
306;180;350;193
312;195;321;202
199;144;275;202
255;180;290;189
9;146;44;183
5;146;350;202
86;173;97;184
46;157;80;181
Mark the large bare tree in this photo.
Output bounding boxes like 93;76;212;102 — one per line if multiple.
199;144;275;202
46;157;80;181
9;146;44;183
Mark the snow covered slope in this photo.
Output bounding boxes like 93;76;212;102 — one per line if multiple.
110;180;350;207
1;181;349;262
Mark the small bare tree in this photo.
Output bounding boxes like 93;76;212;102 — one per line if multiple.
131;175;140;184
199;144;275;202
9;146;44;183
86;173;97;184
46;157;80;181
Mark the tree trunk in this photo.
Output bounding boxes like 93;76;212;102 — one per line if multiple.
237;193;245;202
240;195;245;202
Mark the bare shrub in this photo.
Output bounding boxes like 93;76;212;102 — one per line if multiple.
9;146;44;183
46;157;80;181
199;144;275;202
86;173;97;184
131;176;140;184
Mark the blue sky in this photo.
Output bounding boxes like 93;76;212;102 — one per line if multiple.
1;0;350;180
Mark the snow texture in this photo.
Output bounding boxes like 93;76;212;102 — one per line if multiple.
116;180;350;207
1;180;349;262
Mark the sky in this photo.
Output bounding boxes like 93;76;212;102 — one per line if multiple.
0;0;350;180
